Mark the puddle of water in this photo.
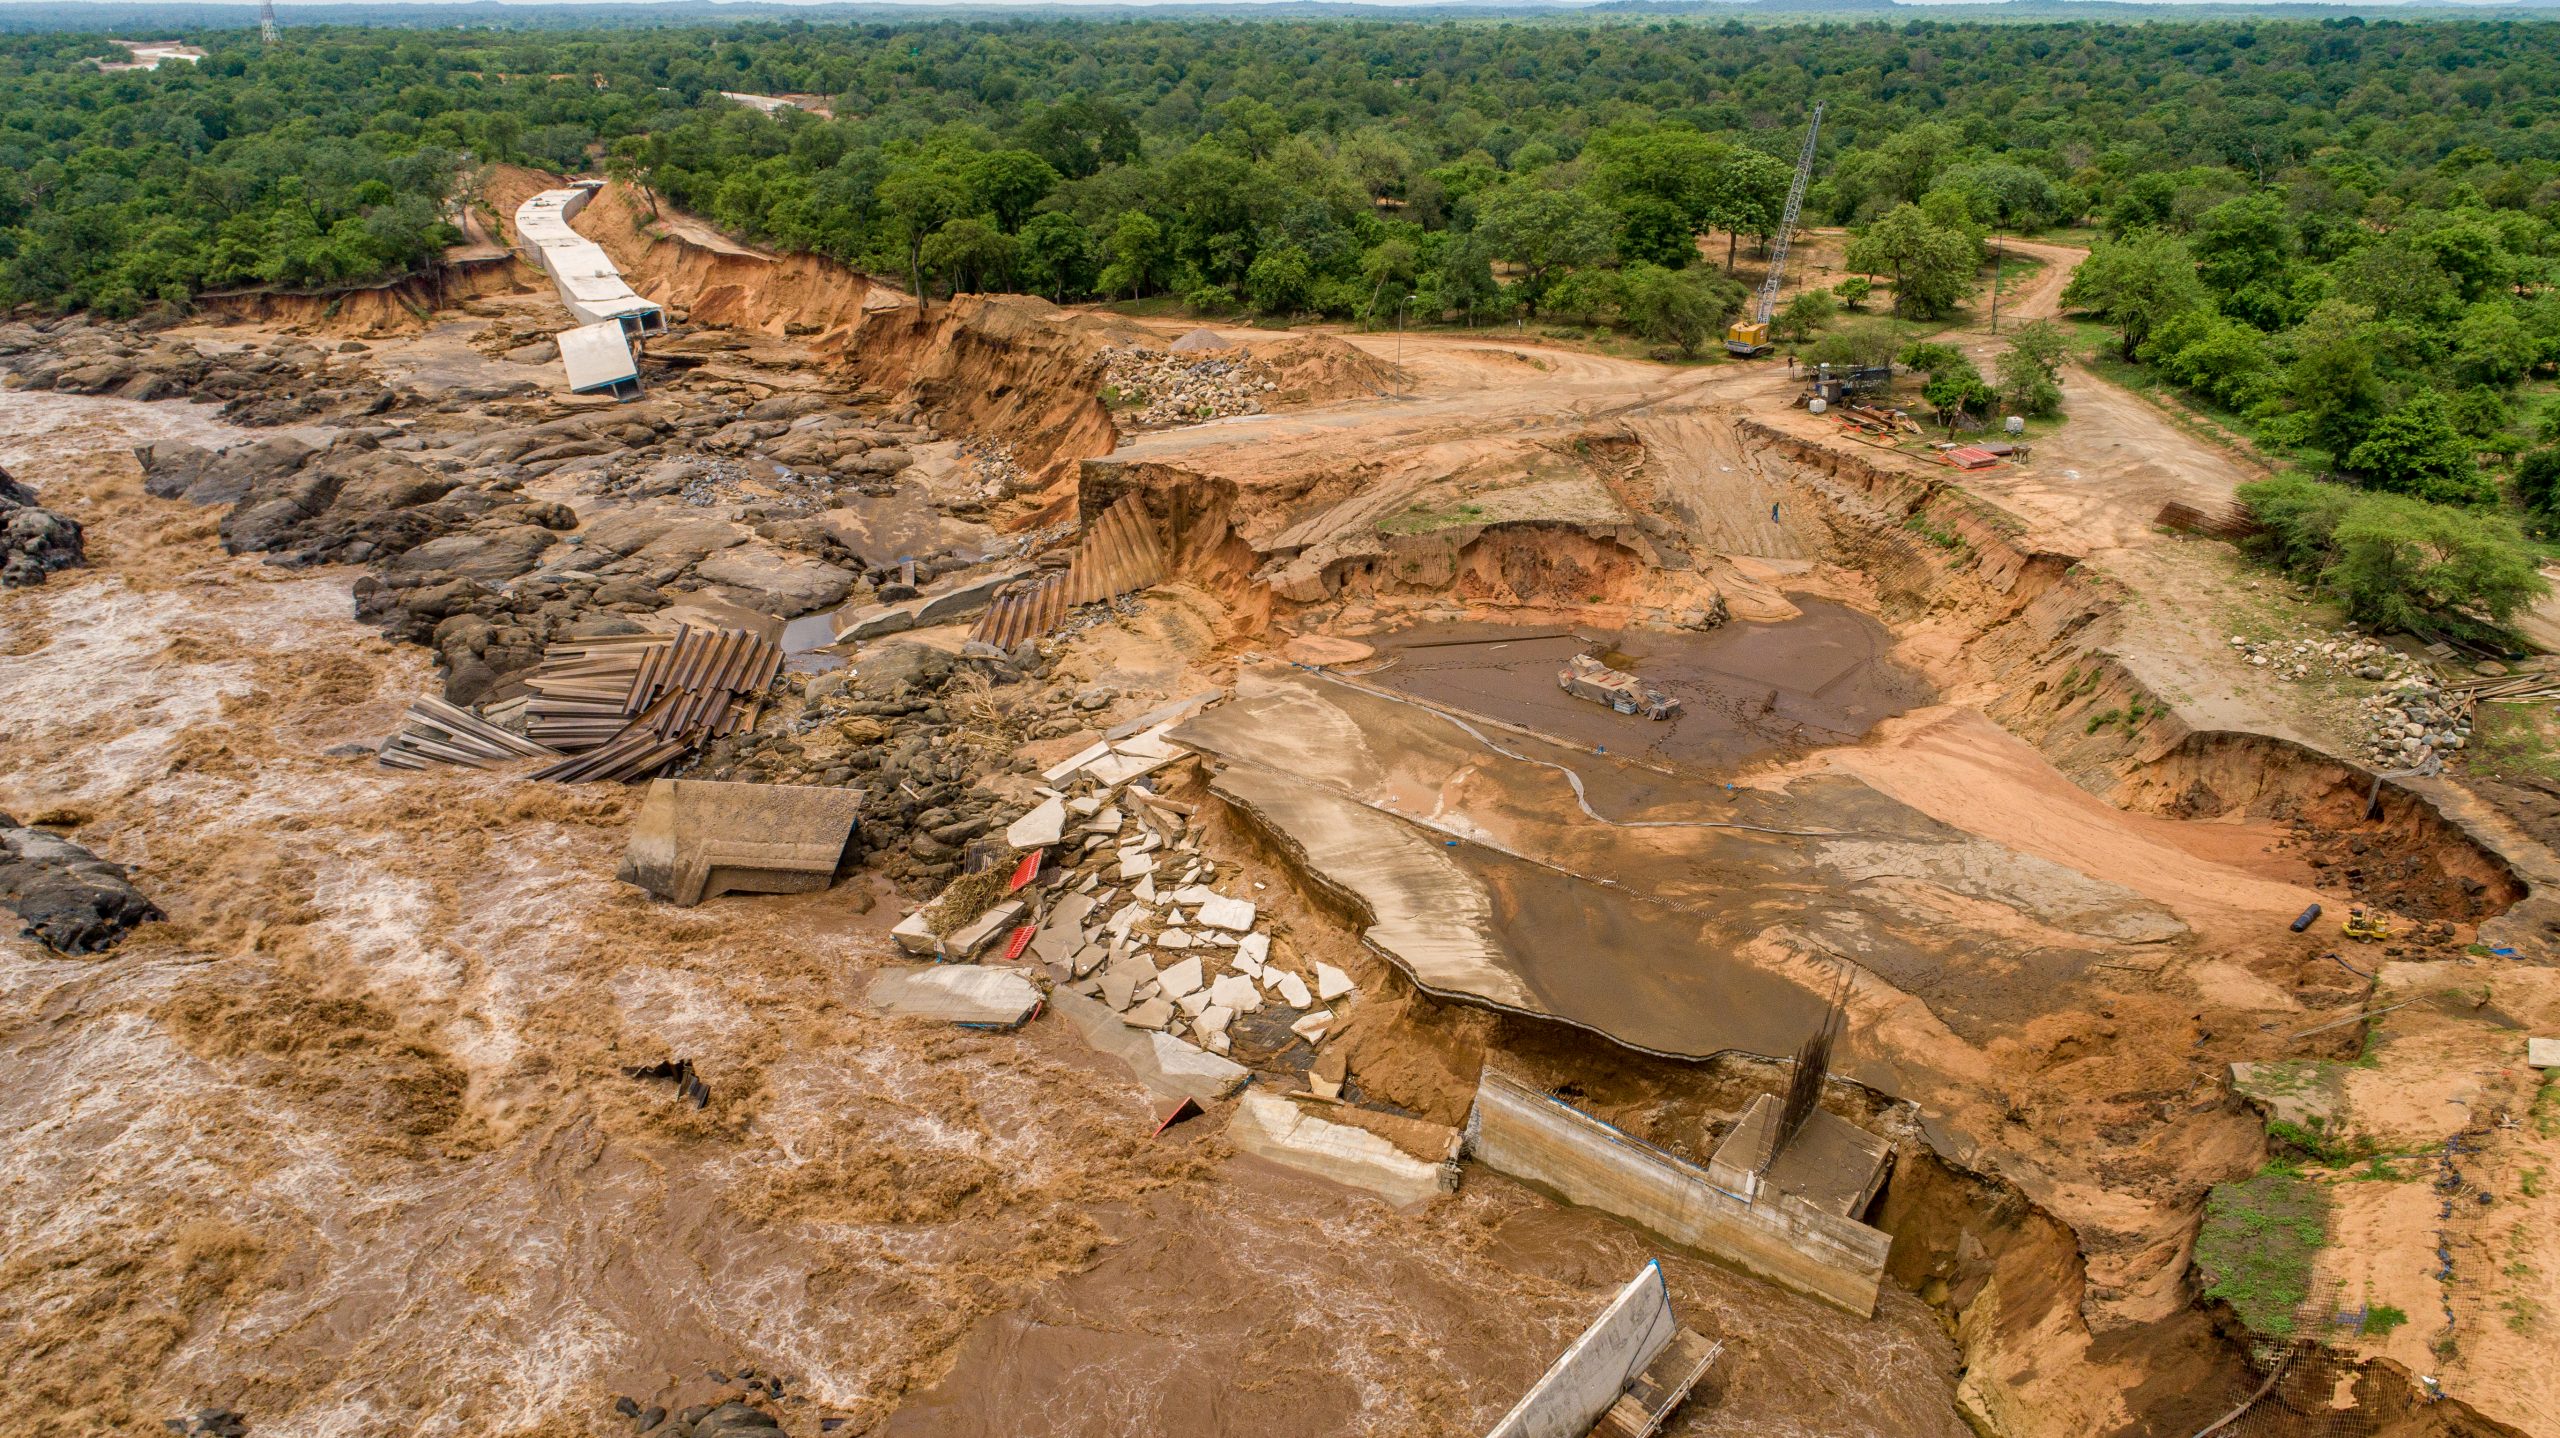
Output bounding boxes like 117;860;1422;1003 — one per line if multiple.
1366;599;1935;772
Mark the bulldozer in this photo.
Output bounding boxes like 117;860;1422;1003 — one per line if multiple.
2341;909;2392;943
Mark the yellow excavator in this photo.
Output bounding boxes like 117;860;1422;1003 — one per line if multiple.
1725;102;1825;357
2342;909;2393;943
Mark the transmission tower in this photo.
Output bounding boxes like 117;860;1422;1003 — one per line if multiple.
259;0;279;44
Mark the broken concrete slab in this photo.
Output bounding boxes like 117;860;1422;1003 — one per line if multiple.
1208;973;1262;1013
1290;1008;1332;1042
1051;989;1250;1105
1274;971;1313;1009
1029;892;1096;966
943;899;1026;961
892;908;941;957
1117;850;1157;880
1227;1094;1445;1208
616;779;863;907
1101;968;1139;1011
1159;955;1204;999
1123;997;1175;1030
1194;894;1256;932
2530;1037;2559;1069
869;965;1044;1028
1315;962;1355;1002
1006;796;1067;850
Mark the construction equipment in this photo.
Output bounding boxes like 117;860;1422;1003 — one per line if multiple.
1725;101;1825;357
2342;909;2393;943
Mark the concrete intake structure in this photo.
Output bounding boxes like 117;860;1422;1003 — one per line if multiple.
514;183;668;339
1465;1069;1891;1316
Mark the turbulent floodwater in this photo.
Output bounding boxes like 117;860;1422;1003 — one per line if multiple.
0;392;1972;1437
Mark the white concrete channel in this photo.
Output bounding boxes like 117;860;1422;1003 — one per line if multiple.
514;183;665;399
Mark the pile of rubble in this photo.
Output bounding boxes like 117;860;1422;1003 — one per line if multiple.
2225;629;2424;686
1097;345;1279;430
2356;682;2471;767
956;437;1027;505
890;710;1351;1071
693;640;1091;887
0;464;83;588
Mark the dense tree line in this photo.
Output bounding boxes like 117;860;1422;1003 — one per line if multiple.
5;15;2559;334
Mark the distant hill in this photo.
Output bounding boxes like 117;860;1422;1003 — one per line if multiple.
4;0;2557;34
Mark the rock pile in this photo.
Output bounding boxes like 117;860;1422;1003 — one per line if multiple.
2357;682;2471;769
2225;629;2424;687
0;816;162;955
692;639;1108;887
0;465;83;587
1097;345;1279;430
8;314;985;709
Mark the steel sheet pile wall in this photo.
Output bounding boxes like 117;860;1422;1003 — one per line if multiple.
1467;1070;1889;1316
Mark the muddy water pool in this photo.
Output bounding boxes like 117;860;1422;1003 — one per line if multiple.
1365;600;1934;772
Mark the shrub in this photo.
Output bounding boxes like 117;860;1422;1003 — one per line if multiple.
2237;474;2548;635
2346;392;2494;506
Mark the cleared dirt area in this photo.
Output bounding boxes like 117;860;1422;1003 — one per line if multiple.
7;187;2558;1438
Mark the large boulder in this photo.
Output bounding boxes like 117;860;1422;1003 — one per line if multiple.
693;541;856;617
380;525;557;583
0;819;161;954
135;435;318;506
0;466;84;587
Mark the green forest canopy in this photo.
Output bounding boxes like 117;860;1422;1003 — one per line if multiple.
4;15;2557;317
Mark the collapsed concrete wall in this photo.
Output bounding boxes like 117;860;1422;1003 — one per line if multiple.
1484;1261;1678;1438
1465;1069;1889;1316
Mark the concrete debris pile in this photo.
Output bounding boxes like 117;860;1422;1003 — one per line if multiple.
956;436;1028;504
1097;344;1279;430
0;816;162;955
692;640;1082;886
891;720;1353;1068
0;464;84;587
968;493;1169;650
376;694;563;771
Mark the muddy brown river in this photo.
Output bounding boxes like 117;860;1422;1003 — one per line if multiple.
0;393;1973;1436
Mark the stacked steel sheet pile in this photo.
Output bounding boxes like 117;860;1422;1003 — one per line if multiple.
377;696;563;771
969;494;1168;650
526;625;785;783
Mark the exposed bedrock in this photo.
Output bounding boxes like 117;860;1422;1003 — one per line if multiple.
0;818;161;955
0;465;85;588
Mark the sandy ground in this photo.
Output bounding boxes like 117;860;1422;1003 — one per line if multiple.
2296;964;2560;1435
0;394;1976;1436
